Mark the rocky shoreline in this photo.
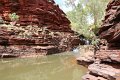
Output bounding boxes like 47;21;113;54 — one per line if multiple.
77;45;120;80
78;0;120;80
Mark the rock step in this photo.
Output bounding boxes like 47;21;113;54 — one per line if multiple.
88;64;120;80
96;49;120;63
0;53;18;58
82;73;107;80
98;50;120;52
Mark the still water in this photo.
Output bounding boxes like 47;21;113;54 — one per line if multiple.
0;52;87;80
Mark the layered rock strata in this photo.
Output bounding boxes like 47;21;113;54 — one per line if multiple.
83;0;120;80
83;64;120;80
0;0;80;58
96;0;120;63
0;0;71;32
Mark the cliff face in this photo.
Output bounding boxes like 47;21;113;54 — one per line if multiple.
97;0;120;62
83;1;120;80
0;0;71;32
0;0;80;58
99;0;120;44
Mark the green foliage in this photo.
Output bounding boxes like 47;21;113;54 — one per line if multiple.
65;0;77;8
91;38;100;46
65;0;109;42
0;16;4;24
9;13;19;21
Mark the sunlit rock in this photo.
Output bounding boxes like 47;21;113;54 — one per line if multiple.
0;0;80;58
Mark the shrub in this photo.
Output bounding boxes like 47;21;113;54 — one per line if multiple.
9;13;19;22
0;16;4;24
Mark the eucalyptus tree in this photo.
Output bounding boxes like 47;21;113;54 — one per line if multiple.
65;0;109;40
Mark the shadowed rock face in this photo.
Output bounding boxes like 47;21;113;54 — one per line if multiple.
0;0;81;57
97;0;120;62
99;0;120;43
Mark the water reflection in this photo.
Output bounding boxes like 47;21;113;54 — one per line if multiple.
0;52;87;80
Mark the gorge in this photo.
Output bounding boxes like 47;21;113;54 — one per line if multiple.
0;0;80;58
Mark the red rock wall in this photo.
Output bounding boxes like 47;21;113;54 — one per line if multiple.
97;0;120;62
82;1;120;79
0;0;72;32
0;0;81;57
98;0;120;43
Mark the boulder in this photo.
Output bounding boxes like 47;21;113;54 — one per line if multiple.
88;64;120;80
